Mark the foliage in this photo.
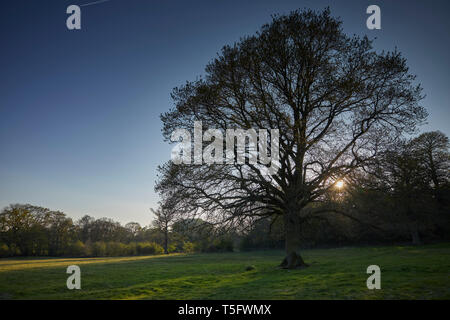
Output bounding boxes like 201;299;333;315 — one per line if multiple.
137;242;164;255
91;241;106;257
0;243;10;258
66;241;88;257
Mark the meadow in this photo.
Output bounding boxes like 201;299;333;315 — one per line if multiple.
0;243;449;300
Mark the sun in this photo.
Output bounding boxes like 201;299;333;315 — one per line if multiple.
335;180;344;189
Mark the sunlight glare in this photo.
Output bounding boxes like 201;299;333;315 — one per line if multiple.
336;180;344;189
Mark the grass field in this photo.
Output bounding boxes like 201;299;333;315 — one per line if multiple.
0;243;449;299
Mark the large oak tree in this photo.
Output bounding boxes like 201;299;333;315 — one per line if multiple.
156;8;426;268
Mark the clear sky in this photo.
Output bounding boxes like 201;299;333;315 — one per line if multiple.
1;0;449;226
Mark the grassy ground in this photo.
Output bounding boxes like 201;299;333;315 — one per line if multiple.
0;243;449;299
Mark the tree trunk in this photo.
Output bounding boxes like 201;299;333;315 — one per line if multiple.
164;229;169;254
280;211;308;269
409;221;422;245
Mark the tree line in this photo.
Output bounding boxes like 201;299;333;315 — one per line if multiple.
1;128;448;259
0;204;234;258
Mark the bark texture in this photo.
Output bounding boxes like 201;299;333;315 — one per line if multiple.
280;211;309;269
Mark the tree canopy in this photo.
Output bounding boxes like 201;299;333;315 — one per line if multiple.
156;8;427;268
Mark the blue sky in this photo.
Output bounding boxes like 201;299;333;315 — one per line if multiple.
1;0;449;225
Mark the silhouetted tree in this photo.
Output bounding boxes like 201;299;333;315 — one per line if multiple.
410;131;450;200
156;8;426;268
151;204;178;254
364;132;450;244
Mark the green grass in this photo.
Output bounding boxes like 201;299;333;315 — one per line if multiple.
0;243;449;299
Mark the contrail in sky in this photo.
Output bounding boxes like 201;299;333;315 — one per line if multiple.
80;0;112;7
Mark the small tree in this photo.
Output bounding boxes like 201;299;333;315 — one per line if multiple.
151;203;178;254
124;222;142;242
